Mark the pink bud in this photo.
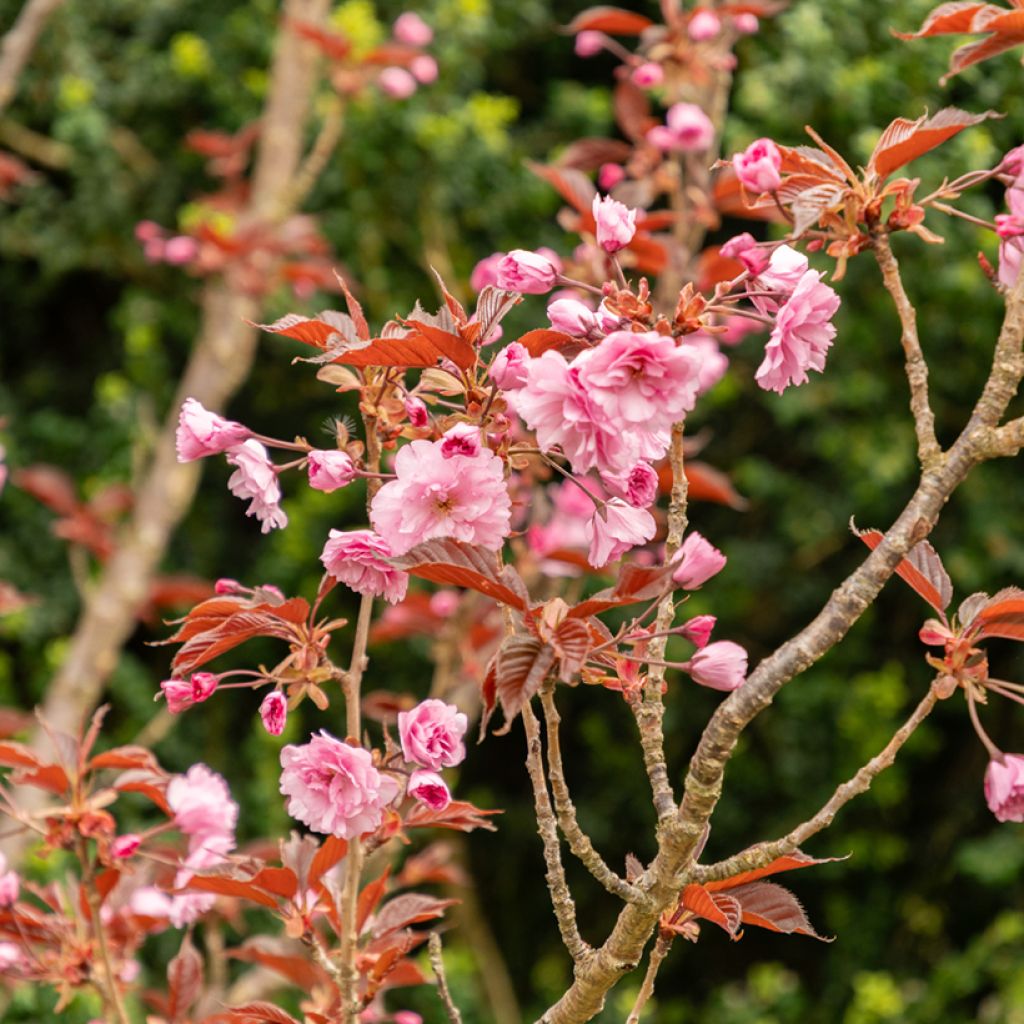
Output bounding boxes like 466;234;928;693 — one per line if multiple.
733;12;760;34
672;531;726;589
720;232;770;275
112;834;142;859
307;450;357;492
159;673;218;714
378;67;417;100
985;754;1024;822
624;462;658;507
648;104;715;152
393;11;433;46
547;296;599;336
404;396;429;428
214;578;242;595
631;62;664;88
260;691;288;736
496;250;559;294
592;194;638;253
732;138;782;195
490;342;530;390
575;30;605;57
679;614;716;648
410;54;438;84
919;619;954;646
191;672;218;702
175;397;251;462
688;8;721;40
163;236;198;265
408;769;451;810
440;422;481;459
598;162;626;191
470;251;504;292
1000;145;1024;176
687;640;747;691
134;220;162;243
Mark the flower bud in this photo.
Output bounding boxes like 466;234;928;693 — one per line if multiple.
408;769;451;811
260;691;288;737
378;67;417;100
672;531;726;589
592;195;638;253
547;297;599;336
732;138;782;195
688;8;721;40
679;614;716;648
496;250;559;294
631;62;664;88
307;450;357;492
112;834;142;859
598;162;626;191
574;30;605;57
393;11;433;46
404;396;429;428
687;640;747;691
490;342;530;390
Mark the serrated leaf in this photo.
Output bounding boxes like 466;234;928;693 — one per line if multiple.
680;883;740;936
552;618;591;681
704;850;846;892
371;894;458;939
731;880;833;941
869;108;1001;180
855;527;951;615
404;799;501;832
494;636;555;728
167;932;204;1022
972;595;1024;641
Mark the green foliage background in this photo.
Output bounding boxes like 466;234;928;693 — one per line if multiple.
1;0;1024;1020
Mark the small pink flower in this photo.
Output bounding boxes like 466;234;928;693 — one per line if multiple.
688;8;721;40
160;672;219;714
752;244;809;312
175;397;251;461
496;250;559;294
379;67;417;99
321;529;409;604
410;54;438;84
0;445;6;496
548;297;599;336
308;450;356;492
756;270;841;394
440;422;481;459
226;440;287;532
370;440;512;555
585;498;656;567
648;103;715;152
398;698;468;769
393;11;433;46
631;62;664;88
167;764;238;862
624;462;658;507
404;396;429;428
408;769;451;810
164;236;198;265
679;614;716;649
672;531;726;589
214;578;242;595
733;12;759;34
260;691;288;736
720;232;770;275
575;30;605;57
732;138;782;195
598;163;626;190
985;754;1024;822
471;252;504;291
280;731;400;838
592;195;637;253
490;342;530;390
112;834;142;859
687;640;747;691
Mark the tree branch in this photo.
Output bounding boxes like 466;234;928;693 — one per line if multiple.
429;931;464;1024
0;0;64;118
873;233;941;467
625;934;672;1024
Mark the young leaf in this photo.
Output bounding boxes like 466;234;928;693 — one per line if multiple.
167;932;204;1023
371;893;458;940
729;880;833;941
679;883;741;936
868;108;1001;180
564;6;655;35
404;799;501;832
517;329;577;357
704;850;846;892
971;594;1024;641
855;527;952;615
494;636;556;728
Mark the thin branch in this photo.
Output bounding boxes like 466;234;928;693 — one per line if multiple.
429;931;464;1024
625;934;672;1024
522;702;589;962
539;687;647;906
690;685;939;884
873;233;941;467
287;94;345;212
0;0;64;117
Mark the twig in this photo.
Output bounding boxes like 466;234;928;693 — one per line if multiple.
872;233;941;467
690;686;939;884
539;688;647;906
287;94;345;212
522;702;589;962
0;117;71;168
625;934;672;1024
428;931;464;1024
0;0;65;117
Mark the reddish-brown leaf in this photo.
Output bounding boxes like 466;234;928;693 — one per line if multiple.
494;635;555;727
288;18;353;60
356;867;391;935
568;560;675;619
229;940;330;990
680;883;739;936
480;657;498;740
613;79;656;142
552;618;591;681
210;1002;301;1024
517;329;577;357
944;24;1024;79
892;2;997;39
184;874;279;909
731;880;832;941
869;108;1001;180
11;465;79;515
565;6;655;34
309;834;348;888
389;540;529;611
404;799;502;833
704;850;845;892
972;597;1024;641
557;137;634;170
856;528;951;615
371;894;458;939
249;866;298;900
526;160;597;214
89;745;160;773
167;932;204;1022
252;310;356;349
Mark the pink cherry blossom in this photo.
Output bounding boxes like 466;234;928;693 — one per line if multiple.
672;531;726;589
167;764;238;862
756;270;841;394
226;440;287;533
585;498;656;567
175;397;251;461
496;250;560;294
679;614;716;648
1001;144;1024;176
408;769;451;811
470;252;504;291
440;422;481;459
308;450;356;492
647;103;715;152
371;440;512;555
214;577;242;594
720;232;770;276
490;341;531;390
393;11;432;46
280;731;400;838
575;30;605;57
260;691;288;736
548;296;600;336
598;163;626;190
732;138;782;195
159;672;218;714
685;334;729;396
688;8;721;40
578;330;703;435
398;698;468;769
404;396;429;428
733;12;760;34
751;244;810;313
624;461;659;507
687;640;747;691
631;61;664;88
321;529;409;604
592;195;638;253
379;67;417;99
985;754;1024;822
410;55;438;84
112;834;142;859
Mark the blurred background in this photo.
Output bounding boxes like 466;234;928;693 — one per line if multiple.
2;0;1024;1020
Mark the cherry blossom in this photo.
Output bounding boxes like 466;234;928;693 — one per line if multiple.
321;529;409;604
226;439;287;533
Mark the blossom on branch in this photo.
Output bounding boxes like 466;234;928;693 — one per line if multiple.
585;498;656;568
226;439;288;533
321;529;409;604
399;699;468;770
175;397;251;461
985;754;1024;822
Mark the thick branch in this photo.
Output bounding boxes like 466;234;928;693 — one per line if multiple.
522;702;589;962
690;685;939;885
0;0;64;117
539;688;646;906
873;234;941;467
